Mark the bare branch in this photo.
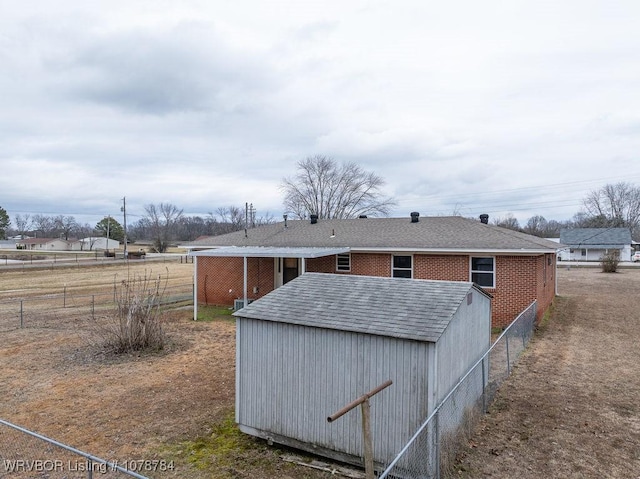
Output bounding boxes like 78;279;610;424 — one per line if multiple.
280;156;396;219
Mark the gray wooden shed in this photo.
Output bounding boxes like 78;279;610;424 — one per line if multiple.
233;273;491;468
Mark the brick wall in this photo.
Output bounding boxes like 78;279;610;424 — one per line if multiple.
196;256;275;305
196;252;556;328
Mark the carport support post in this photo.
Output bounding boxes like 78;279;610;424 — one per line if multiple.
243;256;248;308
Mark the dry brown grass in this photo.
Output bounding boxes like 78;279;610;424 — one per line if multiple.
0;260;193;299
0;262;334;479
456;267;640;478
4;264;637;478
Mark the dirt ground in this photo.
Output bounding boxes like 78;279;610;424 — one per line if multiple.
1;263;639;478
0;262;332;479
457;266;640;478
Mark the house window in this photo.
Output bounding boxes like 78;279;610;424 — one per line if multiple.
336;253;351;272
392;255;412;278
470;257;495;288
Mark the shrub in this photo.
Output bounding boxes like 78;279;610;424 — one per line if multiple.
600;250;620;273
101;271;167;353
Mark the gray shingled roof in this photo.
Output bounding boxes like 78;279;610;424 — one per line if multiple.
187;216;559;252
559;228;632;248
233;273;489;343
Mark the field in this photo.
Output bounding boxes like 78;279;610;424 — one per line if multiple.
1;263;639;478
0;261;331;479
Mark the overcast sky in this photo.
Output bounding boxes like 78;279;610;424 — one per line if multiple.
2;0;639;228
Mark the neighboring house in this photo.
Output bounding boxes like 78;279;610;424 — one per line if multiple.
0;239;18;249
16;238;71;251
70;237;120;251
188;214;560;327
559;228;632;262
233;273;492;473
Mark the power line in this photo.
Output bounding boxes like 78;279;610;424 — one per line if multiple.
398;174;640;204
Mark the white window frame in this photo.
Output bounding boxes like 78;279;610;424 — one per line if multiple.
336;253;351;272
392;254;413;278
470;256;495;288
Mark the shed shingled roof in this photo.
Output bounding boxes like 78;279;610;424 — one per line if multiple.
232;273;489;343
187;216;559;252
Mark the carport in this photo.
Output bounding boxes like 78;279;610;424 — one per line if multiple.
188;246;350;321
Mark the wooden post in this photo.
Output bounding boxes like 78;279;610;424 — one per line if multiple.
361;399;374;479
327;379;392;479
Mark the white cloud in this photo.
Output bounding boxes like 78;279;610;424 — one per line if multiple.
1;0;640;228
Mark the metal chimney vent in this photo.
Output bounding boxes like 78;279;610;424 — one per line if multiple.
410;212;420;223
479;214;489;224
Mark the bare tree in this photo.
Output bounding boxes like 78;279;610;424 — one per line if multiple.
174;215;208;241
13;214;31;239
581;182;640;237
523;215;548;236
31;214;56;237
280;155;396;219
492;213;521;231
213;206;246;233
54;215;79;240
542;219;569;237
143;203;184;253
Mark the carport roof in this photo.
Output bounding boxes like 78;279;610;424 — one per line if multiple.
189;246;350;258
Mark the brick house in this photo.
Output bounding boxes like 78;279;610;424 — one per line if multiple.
188;214;560;327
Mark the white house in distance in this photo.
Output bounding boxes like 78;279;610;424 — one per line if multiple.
17;238;71;251
16;237;120;252
558;228;632;261
70;237;120;251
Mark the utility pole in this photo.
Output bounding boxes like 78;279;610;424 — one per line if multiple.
106;215;111;253
121;197;128;260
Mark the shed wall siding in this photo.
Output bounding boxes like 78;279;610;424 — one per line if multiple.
236;318;432;464
435;290;492;404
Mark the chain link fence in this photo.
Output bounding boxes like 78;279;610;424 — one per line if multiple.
0;285;193;332
379;301;538;479
0;419;160;478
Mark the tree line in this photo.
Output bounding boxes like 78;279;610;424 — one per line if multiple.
492;182;640;239
2;157;640;248
0;205;275;253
